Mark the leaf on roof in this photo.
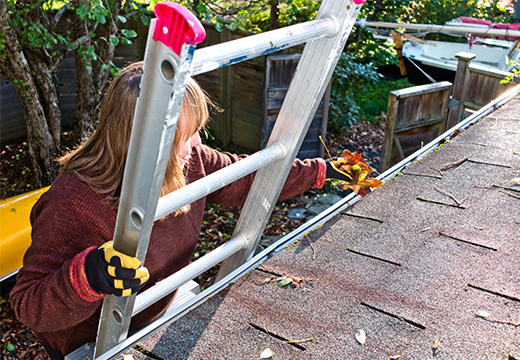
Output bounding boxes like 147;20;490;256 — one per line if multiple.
260;348;274;359
475;310;490;318
510;178;520;185
355;329;366;345
279;278;292;287
331;150;382;196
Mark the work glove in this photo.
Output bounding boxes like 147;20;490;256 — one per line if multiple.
85;241;150;297
325;158;352;183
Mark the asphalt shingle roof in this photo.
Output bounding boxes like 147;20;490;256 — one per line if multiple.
123;95;520;360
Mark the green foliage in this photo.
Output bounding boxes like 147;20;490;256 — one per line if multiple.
328;53;413;133
501;61;520;84
5;0;151;75
328;53;382;133
234;0;320;33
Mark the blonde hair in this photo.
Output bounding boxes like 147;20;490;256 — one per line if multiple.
59;61;210;210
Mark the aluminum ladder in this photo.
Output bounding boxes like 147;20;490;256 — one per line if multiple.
66;0;365;359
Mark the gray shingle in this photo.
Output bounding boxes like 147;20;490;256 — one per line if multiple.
401;286;520;360
362;235;493;327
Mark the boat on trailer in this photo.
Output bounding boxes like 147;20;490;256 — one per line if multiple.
358;18;520;84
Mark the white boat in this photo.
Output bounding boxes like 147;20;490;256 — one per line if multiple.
358;18;520;84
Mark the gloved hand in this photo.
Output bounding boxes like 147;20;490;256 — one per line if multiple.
325;158;352;183
85;241;150;297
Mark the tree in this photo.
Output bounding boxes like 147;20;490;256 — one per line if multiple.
0;0;150;187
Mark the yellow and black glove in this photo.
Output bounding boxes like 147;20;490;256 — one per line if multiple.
325;158;352;182
85;241;150;297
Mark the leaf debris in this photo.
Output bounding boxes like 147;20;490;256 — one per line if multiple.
320;136;382;196
355;329;366;345
510;178;520;185
260;348;274;359
256;264;320;290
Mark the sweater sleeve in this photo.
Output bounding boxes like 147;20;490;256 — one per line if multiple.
192;145;325;207
10;174;114;333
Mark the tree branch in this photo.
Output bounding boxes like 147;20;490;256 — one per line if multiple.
52;1;73;30
49;34;91;71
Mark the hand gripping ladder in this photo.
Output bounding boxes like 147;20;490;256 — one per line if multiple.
66;0;365;359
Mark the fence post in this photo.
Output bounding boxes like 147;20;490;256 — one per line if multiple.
380;91;399;172
391;31;407;76
445;51;475;130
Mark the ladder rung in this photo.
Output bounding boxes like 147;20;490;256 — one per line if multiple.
191;17;338;75
154;142;286;221
132;234;247;316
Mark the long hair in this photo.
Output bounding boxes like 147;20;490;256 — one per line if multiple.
59;61;210;211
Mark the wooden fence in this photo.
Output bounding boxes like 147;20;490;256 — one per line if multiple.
381;50;518;171
380;81;452;171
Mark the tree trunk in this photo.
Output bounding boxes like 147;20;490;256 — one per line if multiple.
0;0;59;187
73;52;96;140
269;0;280;30
72;0;120;140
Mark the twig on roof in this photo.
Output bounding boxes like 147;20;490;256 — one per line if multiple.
499;188;520;199
440;157;469;171
305;236;316;260
283;338;314;344
476;310;520;326
256;264;320;288
434;186;463;205
429;166;444;176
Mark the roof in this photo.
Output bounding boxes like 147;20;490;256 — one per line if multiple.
121;93;520;360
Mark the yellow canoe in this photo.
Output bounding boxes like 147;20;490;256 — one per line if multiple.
0;187;49;281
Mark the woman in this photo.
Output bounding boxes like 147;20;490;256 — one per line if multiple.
10;61;346;359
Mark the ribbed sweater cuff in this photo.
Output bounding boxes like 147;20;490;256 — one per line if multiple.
312;159;326;189
69;246;106;302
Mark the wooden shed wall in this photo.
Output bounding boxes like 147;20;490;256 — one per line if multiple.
194;25;302;153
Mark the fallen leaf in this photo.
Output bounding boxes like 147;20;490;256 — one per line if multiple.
476;310;490;318
510;178;520;185
432;339;441;355
355;329;366;345
279;278;292;287
331;150;382;196
260;348;274;359
6;342;15;352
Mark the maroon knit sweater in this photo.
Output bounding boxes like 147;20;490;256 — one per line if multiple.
11;145;326;356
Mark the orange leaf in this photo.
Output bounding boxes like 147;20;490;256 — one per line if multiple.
331;150;382;196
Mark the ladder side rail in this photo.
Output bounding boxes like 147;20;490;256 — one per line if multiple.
154;141;286;220
217;0;364;280
191;17;338;75
94;17;200;357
